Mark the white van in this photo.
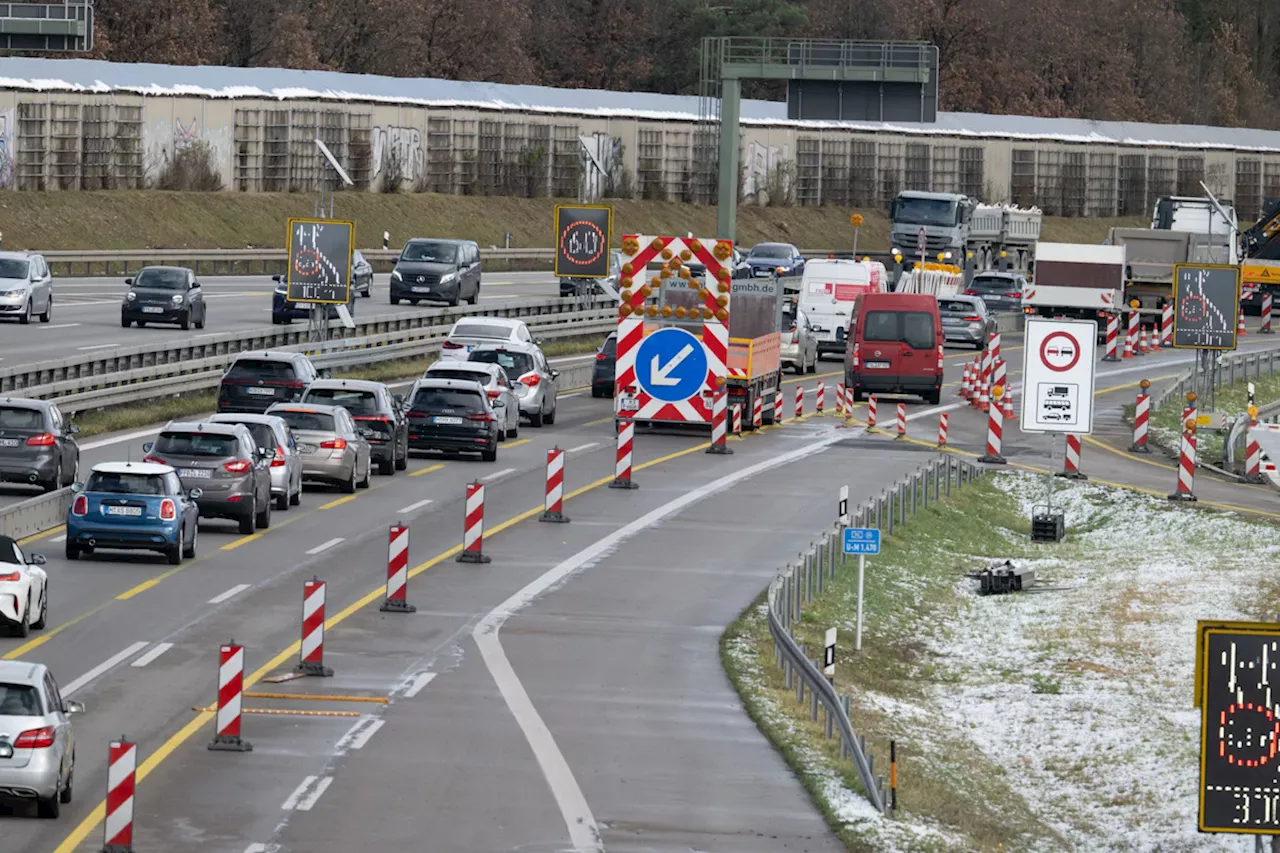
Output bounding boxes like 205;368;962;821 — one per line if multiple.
796;259;887;357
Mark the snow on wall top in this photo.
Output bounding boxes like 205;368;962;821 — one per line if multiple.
2;56;1280;153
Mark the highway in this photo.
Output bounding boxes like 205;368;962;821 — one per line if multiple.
0;271;560;371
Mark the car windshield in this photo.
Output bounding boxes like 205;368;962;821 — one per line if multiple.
0;537;22;565
428;368;492;386
226;360;298;381
601;336;617;357
401;241;457;264
411;387;485;412
86;471;168;495
863;311;935;349
0;259;30;279
469;349;534;380
970;277;1016;293
304;389;380;415
155;431;240;457
0;683;42;716
938;299;978;314
452;321;513;340
0;406;43;430
134;268;188;290
749;244;791;260
893;197;957;227
274;411;335;432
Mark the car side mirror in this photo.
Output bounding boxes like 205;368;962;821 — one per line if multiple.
124;277;134;286
188;488;203;500
393;394;405;408
190;281;200;290
68;423;80;435
26;553;46;566
142;441;154;453
64;700;85;715
272;274;283;283
70;482;84;493
320;370;331;379
493;399;505;408
550;370;561;380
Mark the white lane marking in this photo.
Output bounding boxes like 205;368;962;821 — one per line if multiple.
243;845;268;853
79;426;161;451
130;642;174;668
402;671;436;698
472;423;852;853
306;537;344;555
482;467;516;481
281;776;318;810
567;442;598;453
558;392;581;399
293;776;332;811
336;719;384;751
77;343;119;351
41;323;81;329
208;583;251;604
62;641;151;696
50;534;65;543
397;498;433;514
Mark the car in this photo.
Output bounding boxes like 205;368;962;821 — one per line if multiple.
389;238;481;306
352;250;373;297
937;294;998;349
438;316;535;362
0;251;53;325
0;397;80;494
468;342;560;427
560;250;623;297
141;422;273;534
780;303;819;374
404;377;501;462
964;271;1026;313
270;275;358;324
265;403;372;493
845;292;944;405
65;461;201;564
216;351;319;414
0;659;83;818
743;242;805;278
591;332;616;398
121;266;206;330
300;379;409;475
422;361;519;440
0;535;48;638
683;247;752;282
205;413;303;511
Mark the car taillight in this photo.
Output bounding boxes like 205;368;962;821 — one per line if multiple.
962;315;982;322
15;726;56;749
963;289;979;296
595;352;607;361
442;341;464;350
1004;291;1021;299
25;433;55;446
468;413;496;423
0;570;20;582
320;438;347;449
520;373;541;387
224;459;252;473
486;389;501;399
143;455;165;465
71;495;88;516
160;499;176;520
272;446;287;467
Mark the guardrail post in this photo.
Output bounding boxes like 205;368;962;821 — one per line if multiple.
839;695;851;758
793;566;803;622
796;645;806;703
783;571;792;628
810;681;820;721
897;482;907;525
817;536;826;596
829;526;839;580
784;654;793;689
934;459;942;501
910;474;919;516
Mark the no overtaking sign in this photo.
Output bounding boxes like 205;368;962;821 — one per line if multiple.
1020;318;1097;434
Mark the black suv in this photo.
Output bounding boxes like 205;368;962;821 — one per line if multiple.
217;351;318;414
390;239;481;306
300;378;408;475
405;378;499;462
591;333;616;398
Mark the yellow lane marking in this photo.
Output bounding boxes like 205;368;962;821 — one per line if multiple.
410;463;447;478
18;524;65;546
319;494;359;510
504;438;532;449
2;599;115;660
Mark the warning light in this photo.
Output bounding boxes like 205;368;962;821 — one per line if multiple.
620;289;633;302
716;375;726;387
661;305;673;318
716;268;731;282
1140;379;1151;390
1184;416;1198;433
622;237;640;255
620;276;633;289
649;238;663;252
717;294;729;307
646;305;659;318
1187;391;1198;403
850;213;864;227
716;308;729;322
680;248;692;261
661;247;673;260
993;385;1004;399
639;285;652;298
937;253;946;262
649;276;661;288
713;242;733;261
622;262;634;276
697;288;710;300
775;267;786;276
718;282;730;294
1249;405;1260;420
660;268;671;279
620;304;633;316
1130;299;1141;309
674;306;687;319
1000;251;1007;258
679;268;691;280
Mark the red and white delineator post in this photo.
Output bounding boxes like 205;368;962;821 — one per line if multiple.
540;446;570;523
731;403;743;435
816;382;825;413
937;413;948;447
1161;302;1174;346
753;394;764;429
1056;434;1087;480
836;382;846;416
844;385;854;418
457;482;491;563
795;385;804;419
979;386;1007;464
1169;415;1198;502
707;388;733;455
380;523;415;613
988;332;1001;368
867;395;878;430
1245;424;1265;483
297;578;333;677
1130;383;1151;453
774;389;784;423
895;403;907;439
208;641;252;752
610;418;639;490
1103;313;1120;362
1262;292;1274;334
102;737;138;853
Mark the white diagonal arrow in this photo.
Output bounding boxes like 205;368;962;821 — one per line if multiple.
650;344;695;386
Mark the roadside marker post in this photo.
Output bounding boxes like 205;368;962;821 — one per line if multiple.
457;482;491;563
707;389;733;455
753;394;763;429
1056;434;1087;480
1262;292;1274;334
1103;313;1119;362
297;578;334;677
795;384;804;419
1170;397;1198;502
731;403;743;436
208;641;252;752
836;382;846;415
937;412;948;447
843;527;881;651
774;389;784;423
979;385;1007;464
823;627;837;686
816;382;825;413
989;331;1001;368
1130;380;1151;453
102;737;137;853
844;385;854;419
540;446;570;523
380;523;415;613
610;419;638;489
838;484;849;527
1245;423;1264;483
895;402;907;439
867;395;878;430
1161;302;1174;346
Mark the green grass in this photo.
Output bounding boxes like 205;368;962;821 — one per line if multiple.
0;190;1145;254
1150;369;1280;461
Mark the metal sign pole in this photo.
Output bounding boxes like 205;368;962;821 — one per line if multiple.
855;553;865;651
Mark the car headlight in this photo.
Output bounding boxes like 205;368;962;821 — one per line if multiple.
171;294;184;304
391;270;402;281
0;288;21;297
440;272;457;284
126;291;136;301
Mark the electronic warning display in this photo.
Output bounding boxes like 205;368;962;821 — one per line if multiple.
1173;263;1240;351
554;205;612;279
286;218;355;305
1198;623;1280;834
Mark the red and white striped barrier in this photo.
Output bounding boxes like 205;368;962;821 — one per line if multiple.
895;402;907;439
1124;310;1137;358
979;390;1006;464
540;446;570;523
380;523;415;613
937;412;948;447
992;358;1007;393
208;642;251;751
989;331;1001;368
1169;428;1198;502
774;389;784;423
1239;308;1249;337
1162;302;1174;346
795;384;804;419
610;419;638;489
1056;433;1087;479
1103;313;1120;361
708;389;733;455
1130;391;1150;453
844;385;854;418
836;382;846;416
297;578;333;677
458;482;491;563
816;382;825;413
1262;292;1274;335
103;738;137;853
731;403;743;435
980;345;993;389
960;362;972;398
753;393;764;429
1245;425;1265;482
867;395;878;429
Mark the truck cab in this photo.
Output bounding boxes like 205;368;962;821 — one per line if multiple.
890;191;977;263
1151;196;1238;264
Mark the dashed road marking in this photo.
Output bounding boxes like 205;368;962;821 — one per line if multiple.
482;467;516;481
567;442;598;453
397;498;433;514
63;642;150;695
130;642;174;668
402;672;436;698
336;718;384;751
208;583;251;604
306;537;344;556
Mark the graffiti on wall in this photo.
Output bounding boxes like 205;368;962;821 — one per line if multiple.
0;109;12;188
143;114;231;188
742;140;791;203
174;117;199;152
372;126;424;184
578;133;622;200
1204;162;1229;198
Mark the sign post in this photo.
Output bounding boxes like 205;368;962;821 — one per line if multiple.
916;226;927;273
843;527;881;651
850;213;864;259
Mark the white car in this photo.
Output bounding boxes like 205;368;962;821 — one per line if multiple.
438;317;537;362
0;251;54;325
0;535;49;638
421;361;520;440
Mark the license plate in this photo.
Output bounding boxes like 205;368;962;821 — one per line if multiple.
298;443;317;454
105;505;142;516
941;317;962;325
0;742;11;759
246;386;276;396
412;286;433;293
619;397;639;412
434;416;463;425
142;306;164;314
0;438;18;448
865;361;891;369
180;468;212;479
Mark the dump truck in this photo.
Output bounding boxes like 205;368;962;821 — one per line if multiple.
968;204;1043;269
1104;227;1206;310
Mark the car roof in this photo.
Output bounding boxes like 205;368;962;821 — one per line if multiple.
164;420;243;436
0;396;50;411
972;271;1020;280
406;237;474;246
137;265;193;274
857;293;941;311
0;250;35;261
415;377;487;391
233;350;302;362
470;340;539;355
451;316;522;331
91;461;174;476
750;242;795;251
0;659;43;685
305;378;386;393
206;413;285;426
428;361;498;374
266;402;345;416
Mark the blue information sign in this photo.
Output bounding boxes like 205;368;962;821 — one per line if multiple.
634;327;708;404
843;527;881;555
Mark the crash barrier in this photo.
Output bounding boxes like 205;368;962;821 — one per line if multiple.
0;486;73;540
610;420;638;489
1155;346;1280;416
209;642;252;751
1225;399;1280;479
1058;433;1087;479
765;456;991;815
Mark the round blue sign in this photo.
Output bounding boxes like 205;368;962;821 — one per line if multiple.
635;327;708;404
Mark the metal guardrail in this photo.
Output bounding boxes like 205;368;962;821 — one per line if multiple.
1225;398;1280;471
1152;346;1280;415
0;487;72;541
764;454;990;814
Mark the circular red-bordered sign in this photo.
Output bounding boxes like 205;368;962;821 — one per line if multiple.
558;219;606;267
1040;331;1081;372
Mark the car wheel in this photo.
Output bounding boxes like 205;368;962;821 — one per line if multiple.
256;495;272;529
481;445;498;463
137;320;147;328
496;427;506;443
59;761;72;804
390;295;400;306
447;293;459;307
545;401;557;425
468;285;479;305
195;310;205;330
379;455;394;475
31;586;47;630
13;596;30;638
65;542;79;561
529;407;544;428
591;387;604;398
395;440;408;471
275;489;289;511
409;299;420;305
183;523;197;558
342;467;357;494
238;499;258;535
36;790;60;819
358;461;371;489
39;294;51;323
166;539;182;565
290;479;302;506
121;316;131;328
506;423;518;439
18;299;31;325
179;311;190;331
927;389;941;405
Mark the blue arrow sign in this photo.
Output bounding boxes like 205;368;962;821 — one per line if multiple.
635;327;708;403
843;527;881;556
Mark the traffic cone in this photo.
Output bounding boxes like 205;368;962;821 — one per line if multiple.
1002;387;1016;421
1239;308;1249;336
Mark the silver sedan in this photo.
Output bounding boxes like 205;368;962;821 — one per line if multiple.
0;659;83;818
265;403;372;493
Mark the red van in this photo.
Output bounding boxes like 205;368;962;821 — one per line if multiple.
845;293;943;404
